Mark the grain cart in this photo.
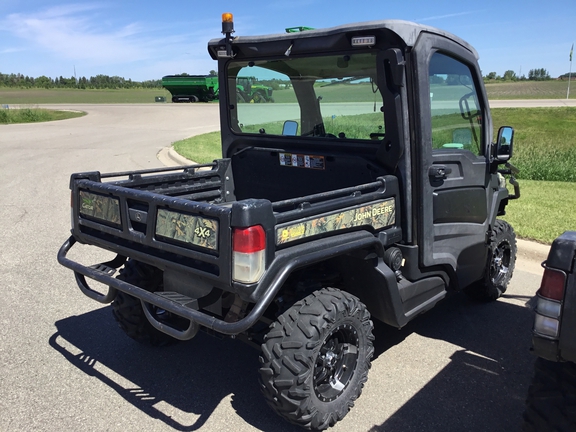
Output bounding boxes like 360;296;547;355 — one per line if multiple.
161;74;219;102
59;13;520;430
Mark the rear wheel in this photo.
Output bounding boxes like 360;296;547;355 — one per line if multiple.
465;219;516;301
111;260;180;346
259;288;374;430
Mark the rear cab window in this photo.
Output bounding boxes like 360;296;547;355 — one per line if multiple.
226;53;386;142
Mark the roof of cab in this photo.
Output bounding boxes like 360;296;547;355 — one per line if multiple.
207;19;478;60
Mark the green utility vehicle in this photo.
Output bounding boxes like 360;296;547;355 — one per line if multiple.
59;14;520;430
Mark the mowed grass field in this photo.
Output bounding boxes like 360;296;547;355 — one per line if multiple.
1;80;574;104
0;88;173;104
485;80;575;99
273;80;576;103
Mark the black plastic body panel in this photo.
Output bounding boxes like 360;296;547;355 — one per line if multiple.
555;232;576;362
433;187;487;224
533;231;576;363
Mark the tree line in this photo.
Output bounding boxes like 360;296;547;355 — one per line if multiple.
0;72;161;89
483;68;555;82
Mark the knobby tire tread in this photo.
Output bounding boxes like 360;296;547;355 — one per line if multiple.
259;288;374;430
466;219;517;301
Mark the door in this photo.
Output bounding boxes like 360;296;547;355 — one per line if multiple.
412;34;492;289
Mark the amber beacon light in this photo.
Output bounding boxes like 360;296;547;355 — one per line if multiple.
222;13;234;34
221;13;235;57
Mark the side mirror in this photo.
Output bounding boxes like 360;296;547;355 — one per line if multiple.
494;126;514;163
282;120;298;136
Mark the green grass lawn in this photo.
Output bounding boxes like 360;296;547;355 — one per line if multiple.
493;107;576;182
173;131;221;164
502;180;576;244
0;107;86;124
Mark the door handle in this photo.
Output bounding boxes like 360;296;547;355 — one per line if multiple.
429;165;452;179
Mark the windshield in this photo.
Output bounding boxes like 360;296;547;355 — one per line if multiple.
226;52;385;141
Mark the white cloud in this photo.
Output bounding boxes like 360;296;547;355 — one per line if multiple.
2;4;147;63
0;3;219;79
417;11;479;23
0;47;25;54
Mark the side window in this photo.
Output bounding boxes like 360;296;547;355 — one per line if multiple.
428;52;483;155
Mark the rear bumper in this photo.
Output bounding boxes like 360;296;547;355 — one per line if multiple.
532;334;560;362
58;231;381;339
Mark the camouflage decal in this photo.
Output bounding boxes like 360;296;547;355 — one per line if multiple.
156;209;219;251
276;199;395;245
79;191;121;225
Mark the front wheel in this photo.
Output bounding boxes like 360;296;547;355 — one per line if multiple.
259;288;374;430
465;219;517;301
236;91;246;103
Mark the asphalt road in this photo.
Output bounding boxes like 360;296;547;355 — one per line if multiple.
0;103;552;431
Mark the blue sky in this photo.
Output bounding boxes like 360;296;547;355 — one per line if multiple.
1;1;575;81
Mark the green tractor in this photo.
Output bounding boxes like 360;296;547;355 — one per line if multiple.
236;76;274;103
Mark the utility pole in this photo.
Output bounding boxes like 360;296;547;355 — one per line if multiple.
568;43;573;100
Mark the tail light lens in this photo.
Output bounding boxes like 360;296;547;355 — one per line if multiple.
534;314;560;338
534;266;567;339
539;267;567;301
232;226;266;283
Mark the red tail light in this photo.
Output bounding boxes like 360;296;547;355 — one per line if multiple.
539;267;567;301
232;226;266;283
233;226;266;253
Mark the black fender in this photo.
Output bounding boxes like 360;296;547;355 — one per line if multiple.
332;251;446;328
488;184;509;226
